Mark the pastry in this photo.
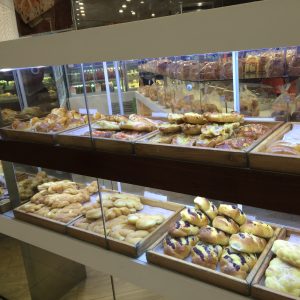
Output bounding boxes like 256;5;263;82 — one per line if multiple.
171;134;196;146
191;243;223;270
108;224;136;241
204;112;244;123
201;123;239;137
236;124;269;140
198;225;229;246
86;208;102;220
113;198;143;210
119;120;156;132
92;120;120;131
125;230;150;245
20;202;44;213
128;213;165;230
229;233;267;253
271;240;300;268
168;113;184;124
181;124;202;135
240;221;274;239
215;137;254;150
265;257;300;297
183;112;207;125
105;207;136;220
212;216;240;235
195;134;229;148
163;236;198;259
149;133;176;144
180;208;209;227
222;247;257;270
159;123;182;134
193;197;218;220
169;220;200;237
218;204;247;225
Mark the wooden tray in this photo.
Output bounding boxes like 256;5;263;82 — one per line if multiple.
251;227;300;300
13;206;80;234
249;122;300;174
57;124;158;154
67;194;184;257
135;121;282;167
146;222;281;295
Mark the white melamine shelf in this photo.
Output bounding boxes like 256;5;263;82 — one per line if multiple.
135;92;171;114
0;213;249;300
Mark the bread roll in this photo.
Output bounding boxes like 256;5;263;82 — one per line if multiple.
222;247;257;270
193;197;218;220
168;113;184;124
220;252;250;279
198;225;229;246
181;124;202;135
169;220;200;237
183;112;207;125
271;240;300;268
229;233;267;253
204;112;244;123
191;243;223;270
159;123;182;134
218;204;247;225
180;208;209;227
163;236;198;259
212;216;239;235
240;220;274;239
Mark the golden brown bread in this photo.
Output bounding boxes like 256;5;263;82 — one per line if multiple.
218;204;247;225
159;123;182;134
212;216;240;234
204;112;244;123
169;220;200;237
181;124;202;135
167;113;184;124
240;220;274;239
193;197;218;220
163;236;198;259
183;112;207;125
229;233;267;253
180;208;209;227
198;225;229;246
271;240;300;268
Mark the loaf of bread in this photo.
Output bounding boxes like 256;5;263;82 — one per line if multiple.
218;204;247;225
167;113;184;124
271;240;300;268
183;112;208;125
163;236;198;259
198;225;229;246
240;221;274;239
169;220;200;237
181;124;202;135
159;123;182;134
193;197;218;221
204;112;244;123
212;216;240;235
229;233;267;253
180;208;209;227
191;243;222;270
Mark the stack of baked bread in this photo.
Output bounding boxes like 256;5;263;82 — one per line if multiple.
149;112;269;150
85;114;159;141
264;239;300;297
18;180;98;223
74;191;166;246
163;197;274;279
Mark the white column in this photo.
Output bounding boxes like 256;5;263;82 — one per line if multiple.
0;0;19;42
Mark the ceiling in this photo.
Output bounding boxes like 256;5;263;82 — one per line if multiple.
73;0;261;29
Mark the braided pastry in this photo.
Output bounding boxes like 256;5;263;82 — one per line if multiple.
229;233;267;253
180;208;209;227
212;216;239;234
193;197;218;220
169;220;200;237
218;204;247;225
240;220;274;239
125;230;149;245
163;236;198;259
198;225;229;246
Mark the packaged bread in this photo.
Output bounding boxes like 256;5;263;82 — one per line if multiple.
245;53;259;76
265;56;285;77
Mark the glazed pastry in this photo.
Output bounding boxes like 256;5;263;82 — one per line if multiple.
229;233;267;253
119;120;156;132
240;220;274;239
218;204;247;225
198;225;229;246
125;230;150;245
222;247;257;270
181;124;202;135
163;236;198;259
183;112;207;125
105;207;136;220
212;216;240;235
92;120;120;131
265;257;300;297
204;112;244;123
191;243;222;270
169;220;200;237
159;123;182;134
168;113;184;124
180;208;209;227
193;197;218;221
128;213;165;230
271;240;300;268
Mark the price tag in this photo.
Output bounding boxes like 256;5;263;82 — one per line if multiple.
144;191;167;202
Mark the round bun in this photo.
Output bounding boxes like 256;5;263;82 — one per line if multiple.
218;204;247;225
169;220;200;237
240;221;274;239
163;236;198;259
222;247;257;270
204;112;244;123
181;124;202;135
191;243;223;270
212;216;240;234
180;208;209;227
229;233;267;253
194;197;218;220
198;225;229;246
183;112;207;125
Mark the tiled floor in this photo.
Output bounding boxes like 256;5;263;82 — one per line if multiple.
0;235;165;300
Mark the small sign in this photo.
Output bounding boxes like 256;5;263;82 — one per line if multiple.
144;191;167;202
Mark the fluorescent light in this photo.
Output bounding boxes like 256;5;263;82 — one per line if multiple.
79;2;83;4
140;0;144;3
131;10;136;15
81;13;85;16
197;2;203;6
122;4;127;8
77;13;80;16
119;9;123;13
151;13;155;17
